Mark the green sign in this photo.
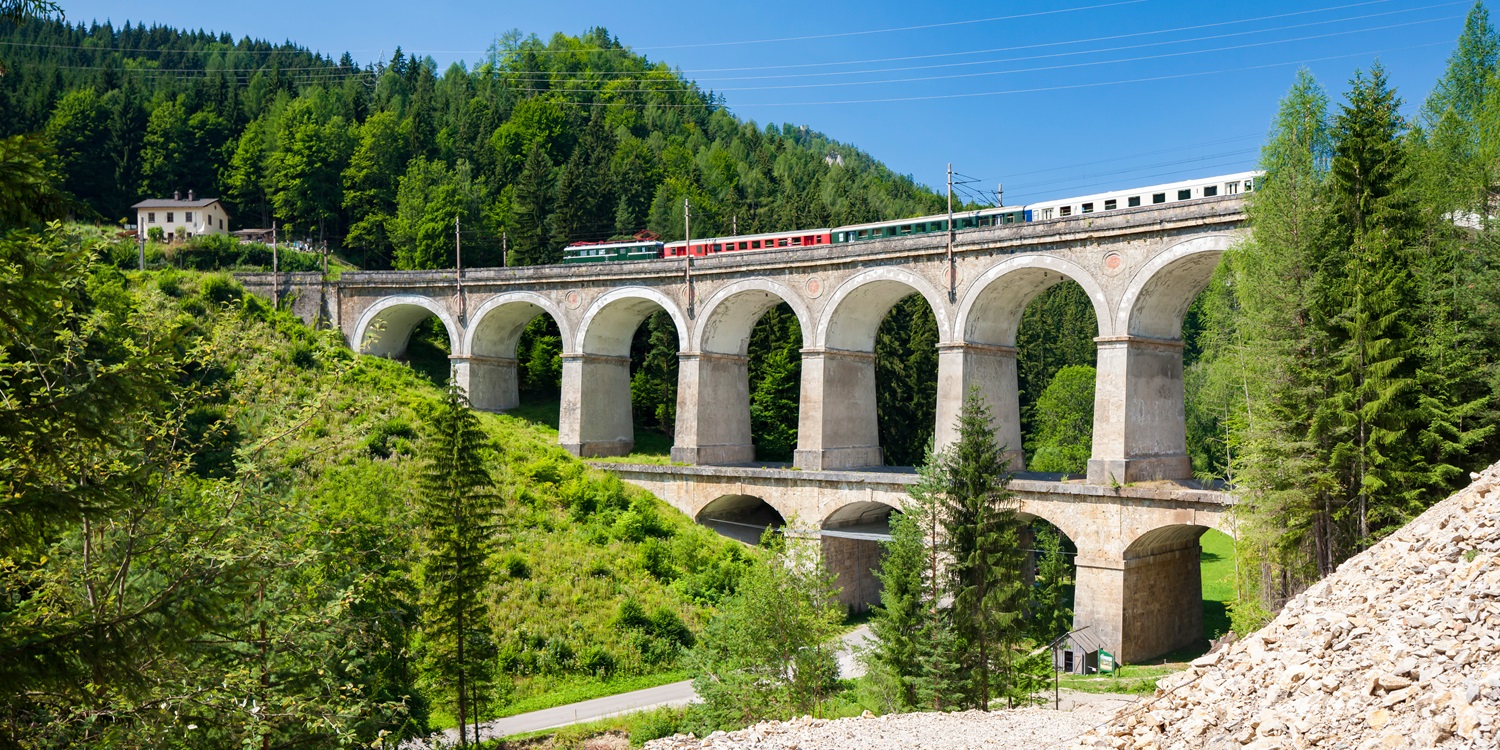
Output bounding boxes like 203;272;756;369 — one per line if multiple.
1098;649;1115;673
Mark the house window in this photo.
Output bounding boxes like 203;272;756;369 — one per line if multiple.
219;218;224;229
1059;206;1073;217
185;212;193;223
1203;185;1218;197
1104;199;1117;210
1128;196;1141;207
1177;189;1192;200
166;212;174;223
1152;193;1166;204
148;212;156;222
1081;203;1094;214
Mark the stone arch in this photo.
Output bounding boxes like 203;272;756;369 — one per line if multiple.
578;287;689;356
464;292;572;359
821;500;900;612
955;255;1112;346
562;287;689;458
695;494;788;546
459;292;571;412
1115;234;1235;339
693;279;813;354
816;267;950;350
676;280;812;465
351;295;460;358
1116;522;1217;663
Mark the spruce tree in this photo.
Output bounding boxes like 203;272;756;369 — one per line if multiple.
417;384;501;747
1026;525;1072;644
870;451;943;710
1314;65;1421;546
939;389;1029;709
510;142;555;266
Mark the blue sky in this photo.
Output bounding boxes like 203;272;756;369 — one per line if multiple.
61;0;1469;203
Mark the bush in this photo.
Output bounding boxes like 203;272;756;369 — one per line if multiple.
629;707;684;746
289;341;318;370
500;552;532;580
639;538;676;581
364;418;417;459
199;273;243;306
539;638;575;675
577;645;617;678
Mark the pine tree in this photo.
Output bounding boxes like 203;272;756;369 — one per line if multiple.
509;142;555;266
869;458;941;710
1026;525;1072;644
416;384;501;747
1314;65;1421;547
939;390;1030;709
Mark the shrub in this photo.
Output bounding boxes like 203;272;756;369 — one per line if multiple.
364;418;417;459
629;707;684;745
577;645;617;678
500;552;531;580
539;638;575;675
639;538;676;581
199;273;244;306
289;341;318;370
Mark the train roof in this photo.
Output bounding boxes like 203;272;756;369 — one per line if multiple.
834;205;1022;234
1023;171;1262;211
663;227;833;246
564;238;664;251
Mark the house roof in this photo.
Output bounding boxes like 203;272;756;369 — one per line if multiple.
131;198;223;209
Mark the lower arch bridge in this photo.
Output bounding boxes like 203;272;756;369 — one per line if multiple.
601;462;1233;665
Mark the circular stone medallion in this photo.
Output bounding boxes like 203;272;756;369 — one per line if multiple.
1103;252;1124;276
564;290;582;310
805;277;823;298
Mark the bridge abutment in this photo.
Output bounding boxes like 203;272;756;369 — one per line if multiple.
795;348;884;470
559;353;634;457
672;352;757;465
1087;335;1192;484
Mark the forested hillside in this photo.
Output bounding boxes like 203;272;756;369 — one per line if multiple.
0;19;948;267
1183;7;1500;626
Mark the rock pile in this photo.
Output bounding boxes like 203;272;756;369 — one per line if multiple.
644;699;1132;750
1073;462;1500;750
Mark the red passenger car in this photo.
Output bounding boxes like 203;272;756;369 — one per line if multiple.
663;228;833;257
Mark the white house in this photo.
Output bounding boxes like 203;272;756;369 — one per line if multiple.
132;190;230;242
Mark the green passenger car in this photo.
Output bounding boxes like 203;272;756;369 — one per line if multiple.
562;239;664;263
830;207;1027;244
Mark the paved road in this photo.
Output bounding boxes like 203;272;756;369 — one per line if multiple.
415;625;877;746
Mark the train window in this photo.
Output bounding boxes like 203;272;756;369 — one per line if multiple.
778;238;789;247
1059;206;1073;217
1177;189;1192;200
738;241;747;250
713;243;722;252
1153;193;1166;204
1203;185;1218;197
1245;178;1255;191
1081;203;1094;214
1104;199;1117;210
1039;208;1054;220
1226;182;1239;195
1128;196;1141;207
790;237;802;246
751;240;762;249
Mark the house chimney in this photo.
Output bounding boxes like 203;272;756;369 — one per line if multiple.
173;189;180;201
188;189;195;201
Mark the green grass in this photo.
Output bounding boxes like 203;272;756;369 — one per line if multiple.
1200;529;1235;642
1057;660;1184;695
502;396;680;464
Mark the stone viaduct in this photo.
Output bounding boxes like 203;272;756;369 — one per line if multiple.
239;194;1247;663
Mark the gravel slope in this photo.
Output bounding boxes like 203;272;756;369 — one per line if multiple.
1070;461;1500;750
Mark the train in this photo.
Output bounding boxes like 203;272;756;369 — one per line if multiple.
562;171;1259;264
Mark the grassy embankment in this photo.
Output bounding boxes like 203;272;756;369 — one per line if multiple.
162;270;759;731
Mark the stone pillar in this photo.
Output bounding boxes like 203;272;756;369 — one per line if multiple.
672;352;755;465
821;534;883;613
794;348;882;470
450;354;519;412
558;353;633;457
1073;542;1205;665
935;342;1025;470
1087;335;1191;484
1073;555;1125;661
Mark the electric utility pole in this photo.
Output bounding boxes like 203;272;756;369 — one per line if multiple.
455;214;466;324
683;197;694;311
946;163;956;300
271;220;279;308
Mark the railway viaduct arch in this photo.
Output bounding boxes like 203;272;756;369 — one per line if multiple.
239;194;1246;662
